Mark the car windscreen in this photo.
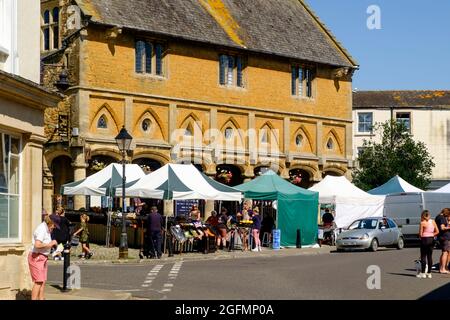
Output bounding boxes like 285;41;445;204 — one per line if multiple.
349;219;378;230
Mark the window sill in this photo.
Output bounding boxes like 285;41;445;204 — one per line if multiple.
0;244;26;256
219;85;247;92
354;133;374;137
291;96;315;102
134;73;166;81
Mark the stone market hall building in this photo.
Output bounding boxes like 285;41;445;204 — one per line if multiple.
41;0;358;212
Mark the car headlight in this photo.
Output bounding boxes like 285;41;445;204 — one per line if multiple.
360;233;369;240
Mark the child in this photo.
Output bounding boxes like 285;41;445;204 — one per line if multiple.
73;213;93;259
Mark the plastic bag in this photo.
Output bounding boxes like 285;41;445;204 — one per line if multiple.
70;235;80;247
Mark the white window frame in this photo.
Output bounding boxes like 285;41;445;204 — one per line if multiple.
357;112;373;133
395;112;411;133
0;131;22;244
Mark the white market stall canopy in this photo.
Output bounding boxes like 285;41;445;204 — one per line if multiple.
114;163;243;201
433;182;450;193
61;163;145;196
309;175;385;228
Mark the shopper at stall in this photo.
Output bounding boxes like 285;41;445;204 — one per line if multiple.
251;207;262;252
73;213;93;259
206;210;219;226
189;204;202;221
146;206;164;259
28;215;58;300
322;208;334;227
217;209;229;249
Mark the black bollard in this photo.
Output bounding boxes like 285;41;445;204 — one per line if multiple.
62;243;71;292
296;229;302;248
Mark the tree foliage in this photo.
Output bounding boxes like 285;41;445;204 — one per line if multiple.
352;120;435;190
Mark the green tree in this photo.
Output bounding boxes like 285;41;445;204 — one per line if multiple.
353;120;435;190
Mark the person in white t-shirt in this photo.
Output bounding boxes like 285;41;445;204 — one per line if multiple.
28;215;58;300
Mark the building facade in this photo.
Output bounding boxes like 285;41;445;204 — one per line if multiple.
0;0;60;299
41;0;358;213
353;91;450;189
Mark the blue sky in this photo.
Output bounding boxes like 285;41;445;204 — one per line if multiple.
305;0;450;90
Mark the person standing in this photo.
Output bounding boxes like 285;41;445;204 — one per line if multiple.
146;206;164;259
251;207;262;252
322;208;334;227
51;207;71;244
28;216;58;300
418;210;439;278
435;208;450;273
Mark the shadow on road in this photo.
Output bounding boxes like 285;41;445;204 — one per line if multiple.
418;282;450;300
387;272;417;278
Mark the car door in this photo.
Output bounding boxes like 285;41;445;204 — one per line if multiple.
376;219;392;246
387;219;400;244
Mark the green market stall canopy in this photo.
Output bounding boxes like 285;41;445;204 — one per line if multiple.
235;170;319;247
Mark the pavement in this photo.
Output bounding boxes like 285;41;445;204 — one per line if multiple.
45;244;332;300
45;284;132;300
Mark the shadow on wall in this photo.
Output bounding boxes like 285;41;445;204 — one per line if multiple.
418;282;450;300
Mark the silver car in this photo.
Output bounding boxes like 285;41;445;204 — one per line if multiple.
336;217;405;252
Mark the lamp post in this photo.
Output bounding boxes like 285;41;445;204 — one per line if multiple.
115;126;133;259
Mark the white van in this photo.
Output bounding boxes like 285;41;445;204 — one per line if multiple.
383;192;450;241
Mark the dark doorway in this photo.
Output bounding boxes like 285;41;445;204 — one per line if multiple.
289;168;312;188
132;158;162;174
216;164;243;187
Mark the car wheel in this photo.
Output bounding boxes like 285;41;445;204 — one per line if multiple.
397;237;404;250
336;248;344;252
369;238;378;252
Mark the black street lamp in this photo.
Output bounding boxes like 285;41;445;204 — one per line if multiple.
115;126;133;259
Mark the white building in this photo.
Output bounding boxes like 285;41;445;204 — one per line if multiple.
0;0;60;299
353;91;450;190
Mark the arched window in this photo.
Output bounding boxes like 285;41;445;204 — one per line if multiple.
97;115;107;129
43;10;50;24
326;138;334;150
261;126;271;143
295;134;303;147
52;7;59;22
41;7;59;51
52;7;59;49
224;127;233;140
185;123;194;136
142;119;151;132
42;10;50;51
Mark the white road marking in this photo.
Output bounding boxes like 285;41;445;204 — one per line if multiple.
141;264;164;288
159;262;183;294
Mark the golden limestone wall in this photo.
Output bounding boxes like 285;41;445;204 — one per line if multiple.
43;23;353;210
